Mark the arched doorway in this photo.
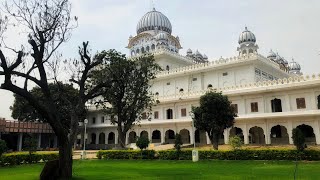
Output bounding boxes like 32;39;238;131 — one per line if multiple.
152;130;161;143
195;129;207;144
249;126;265;144
165;130;175;144
297;124;316;144
140;131;148;139
91;133;96;144
229;127;244;142
98;133;105;144
270;125;289;144
128;131;136;143
108;132;115;144
180;129;190;144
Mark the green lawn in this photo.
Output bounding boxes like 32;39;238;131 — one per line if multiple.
0;160;319;180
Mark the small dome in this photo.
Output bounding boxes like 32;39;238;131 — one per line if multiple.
187;48;192;54
136;8;172;34
155;32;168;41
203;54;208;59
289;59;301;71
238;27;256;44
195;50;202;57
267;49;277;60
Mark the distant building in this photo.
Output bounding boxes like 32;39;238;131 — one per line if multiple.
0;118;57;151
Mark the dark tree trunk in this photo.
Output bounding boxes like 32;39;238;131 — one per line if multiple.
58;138;73;179
117;128;127;148
211;132;220;150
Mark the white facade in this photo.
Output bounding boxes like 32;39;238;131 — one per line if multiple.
82;8;319;149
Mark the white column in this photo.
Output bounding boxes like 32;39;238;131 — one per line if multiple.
243;126;249;144
115;131;119;144
148;129;152;142
125;132;129;145
224;129;229;144
17;133;23;151
37;133;42;149
206;132;210;144
105;131;108;144
265;129;271;145
314;120;320;145
284;94;291;112
310;91;317;110
160;128;165;144
288;121;293;144
190;129;195;144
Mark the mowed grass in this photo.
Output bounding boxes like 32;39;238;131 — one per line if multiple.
0;160;319;180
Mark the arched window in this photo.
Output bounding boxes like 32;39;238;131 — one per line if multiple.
271;98;282;112
179;88;184;93
131;50;135;56
141;47;145;53
242;50;247;54
136;49;140;54
151;44;155;50
146;46;150;52
207;84;213;89
249;49;254;53
166;65;170;71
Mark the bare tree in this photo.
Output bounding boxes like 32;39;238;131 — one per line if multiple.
0;0;109;178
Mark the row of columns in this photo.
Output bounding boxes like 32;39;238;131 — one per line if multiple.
16;133;58;151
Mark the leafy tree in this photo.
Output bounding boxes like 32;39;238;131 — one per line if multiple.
0;0;111;178
0;139;8;156
292;128;306;151
191;92;236;150
97;52;161;148
136;136;150;150
229;136;243;150
11;83;81;123
174;133;182;152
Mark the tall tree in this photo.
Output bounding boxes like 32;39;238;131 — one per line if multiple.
191;91;236;150
0;0;110;178
96;51;161;148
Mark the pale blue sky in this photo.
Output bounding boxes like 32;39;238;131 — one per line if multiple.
1;0;320;119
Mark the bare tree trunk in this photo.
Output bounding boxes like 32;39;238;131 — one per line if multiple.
211;133;220;150
58;138;73;179
117;127;126;148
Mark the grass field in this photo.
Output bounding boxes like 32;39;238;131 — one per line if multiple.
0;160;319;180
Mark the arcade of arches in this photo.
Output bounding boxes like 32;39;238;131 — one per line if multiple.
86;123;318;146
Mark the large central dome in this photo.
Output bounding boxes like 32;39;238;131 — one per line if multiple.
136;8;172;34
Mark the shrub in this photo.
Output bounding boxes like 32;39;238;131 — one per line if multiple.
136;136;150;150
0;152;58;166
96;149;320;161
23;137;37;155
0;140;8;156
292;128;305;151
97;150;155;160
229;136;243;150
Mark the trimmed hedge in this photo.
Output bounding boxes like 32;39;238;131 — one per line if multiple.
97;150;156;160
97;149;320;161
0;152;59;166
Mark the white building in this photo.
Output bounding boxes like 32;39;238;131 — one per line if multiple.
84;8;320;149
